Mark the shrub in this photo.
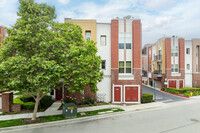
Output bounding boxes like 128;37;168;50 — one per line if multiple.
63;96;77;105
13;97;24;105
150;81;153;86
184;91;191;97
94;102;98;106
80;99;85;105
142;93;153;103
193;91;198;96
89;103;93;106
14;111;20;114
23;102;35;110
1;111;7;115
103;102;109;105
165;88;180;94
20;94;35;103
40;95;53;108
85;95;96;104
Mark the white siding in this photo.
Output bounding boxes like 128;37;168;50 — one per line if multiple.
97;23;111;102
185;40;193;87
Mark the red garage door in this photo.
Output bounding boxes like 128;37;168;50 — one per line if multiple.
125;86;138;102
114;87;121;102
169;80;176;88
179;80;183;88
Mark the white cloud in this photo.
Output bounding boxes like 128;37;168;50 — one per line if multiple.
58;0;70;4
0;0;7;8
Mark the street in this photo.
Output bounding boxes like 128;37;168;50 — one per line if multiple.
6;99;200;133
142;85;188;103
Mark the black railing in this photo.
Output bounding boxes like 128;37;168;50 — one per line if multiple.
153;55;162;61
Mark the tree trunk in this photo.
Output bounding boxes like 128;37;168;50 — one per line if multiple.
31;87;41;120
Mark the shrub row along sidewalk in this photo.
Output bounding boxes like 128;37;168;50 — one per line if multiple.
161;87;200;97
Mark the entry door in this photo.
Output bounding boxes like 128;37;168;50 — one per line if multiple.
114;87;121;102
56;87;62;100
169;80;176;88
125;86;138;102
179;80;183;88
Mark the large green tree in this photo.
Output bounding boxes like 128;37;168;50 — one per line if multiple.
0;0;103;120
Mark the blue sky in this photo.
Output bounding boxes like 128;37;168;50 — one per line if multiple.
0;0;200;46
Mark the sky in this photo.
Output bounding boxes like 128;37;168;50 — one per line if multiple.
0;0;199;46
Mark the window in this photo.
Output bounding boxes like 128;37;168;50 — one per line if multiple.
126;61;131;73
85;31;91;40
119;43;124;49
171;64;179;72
101;60;106;69
187;64;190;70
149;50;151;57
126;43;131;49
186;48;190;55
100;35;106;46
119;61;124;73
149;65;151;71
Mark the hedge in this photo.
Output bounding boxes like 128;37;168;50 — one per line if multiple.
141;93;153;103
13;95;53;110
162;87;200;94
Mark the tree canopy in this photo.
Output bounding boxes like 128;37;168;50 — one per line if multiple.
0;0;103;120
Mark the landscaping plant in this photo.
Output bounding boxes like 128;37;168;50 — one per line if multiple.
0;0;103;120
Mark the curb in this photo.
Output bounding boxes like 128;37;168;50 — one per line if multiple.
0;103;165;132
160;90;189;98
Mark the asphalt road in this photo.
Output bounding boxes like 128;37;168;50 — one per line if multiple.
8;99;200;133
142;85;188;103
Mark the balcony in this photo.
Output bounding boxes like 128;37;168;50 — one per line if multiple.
153;70;162;78
153;55;162;62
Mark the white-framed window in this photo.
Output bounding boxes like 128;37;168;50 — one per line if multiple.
126;61;131;73
126;43;131;49
119;43;124;49
171;64;179;72
101;60;106;69
119;61;131;73
187;64;190;70
85;31;91;40
100;35;106;46
149;64;151;71
186;48;190;55
119;61;124;73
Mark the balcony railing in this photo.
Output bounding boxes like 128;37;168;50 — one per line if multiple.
153;55;162;62
153;70;162;77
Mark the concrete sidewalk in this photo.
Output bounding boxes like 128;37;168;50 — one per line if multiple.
0;101;165;121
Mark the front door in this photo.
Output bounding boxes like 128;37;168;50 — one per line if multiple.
56;87;62;100
114;87;121;102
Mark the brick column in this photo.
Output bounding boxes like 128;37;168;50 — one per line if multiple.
2;92;13;112
198;46;200;72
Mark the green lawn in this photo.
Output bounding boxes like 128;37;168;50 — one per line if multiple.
0;108;124;128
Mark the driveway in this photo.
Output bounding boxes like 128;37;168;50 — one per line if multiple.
142;85;188;103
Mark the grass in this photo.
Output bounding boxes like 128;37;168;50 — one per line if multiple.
0;108;124;128
0;119;24;128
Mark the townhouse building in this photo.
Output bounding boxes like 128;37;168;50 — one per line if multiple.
0;26;5;43
54;16;142;104
144;36;185;89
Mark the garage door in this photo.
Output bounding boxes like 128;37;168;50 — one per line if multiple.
114;87;121;102
179;80;183;88
169;80;176;88
125;86;138;102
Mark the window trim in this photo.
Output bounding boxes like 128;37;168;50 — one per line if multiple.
100;35;106;46
101;60;106;70
85;30;91;41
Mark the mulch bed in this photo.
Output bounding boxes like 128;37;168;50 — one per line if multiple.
23;118;43;124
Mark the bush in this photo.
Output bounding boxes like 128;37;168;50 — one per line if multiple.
85;95;96;104
94;102;98;106
193;91;198;96
23;102;35;110
165;88;180;94
13;97;24;105
63;96;77;105
20;95;35;103
142;93;153;103
184;91;191;97
89;103;93;106
40;95;53;108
